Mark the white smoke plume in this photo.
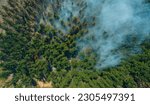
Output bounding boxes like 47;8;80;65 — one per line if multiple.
85;0;150;68
44;0;150;69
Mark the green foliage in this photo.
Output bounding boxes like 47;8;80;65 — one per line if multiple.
0;0;150;88
48;40;150;88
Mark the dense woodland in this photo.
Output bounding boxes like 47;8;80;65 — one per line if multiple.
0;0;150;88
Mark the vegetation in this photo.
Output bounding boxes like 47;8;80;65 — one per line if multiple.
0;0;150;88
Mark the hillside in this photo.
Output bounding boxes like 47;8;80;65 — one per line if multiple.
0;0;150;88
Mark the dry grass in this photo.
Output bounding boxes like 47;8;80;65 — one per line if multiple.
0;69;6;87
0;68;13;88
0;79;5;87
36;80;53;88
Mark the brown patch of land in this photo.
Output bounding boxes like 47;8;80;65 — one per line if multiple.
36;80;53;88
0;69;6;87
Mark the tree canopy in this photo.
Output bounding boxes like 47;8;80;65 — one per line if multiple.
0;0;149;88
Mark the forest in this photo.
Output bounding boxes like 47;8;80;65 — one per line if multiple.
0;0;150;88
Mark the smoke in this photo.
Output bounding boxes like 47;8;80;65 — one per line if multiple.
78;0;150;68
43;0;150;69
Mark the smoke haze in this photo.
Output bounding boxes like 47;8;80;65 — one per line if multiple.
81;0;150;68
44;0;150;69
